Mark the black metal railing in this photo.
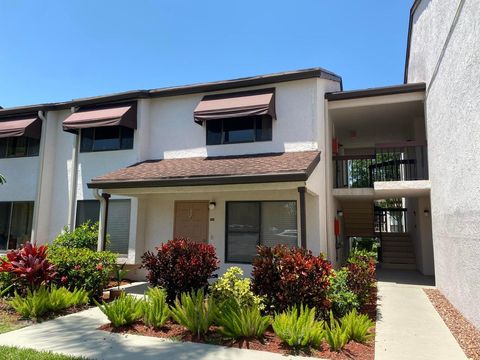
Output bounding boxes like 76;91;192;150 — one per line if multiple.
374;207;408;233
333;144;428;188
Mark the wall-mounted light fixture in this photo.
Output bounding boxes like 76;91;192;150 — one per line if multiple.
424;209;430;217
337;210;344;217
209;201;216;210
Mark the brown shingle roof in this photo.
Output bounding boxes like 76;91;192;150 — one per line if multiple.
88;151;320;189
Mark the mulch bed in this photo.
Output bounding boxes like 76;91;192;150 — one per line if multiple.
106;279;132;289
99;321;374;359
425;288;480;360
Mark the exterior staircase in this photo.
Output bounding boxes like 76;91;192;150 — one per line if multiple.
380;233;416;270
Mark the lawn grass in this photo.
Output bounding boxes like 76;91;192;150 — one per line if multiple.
0;346;87;360
0;299;28;334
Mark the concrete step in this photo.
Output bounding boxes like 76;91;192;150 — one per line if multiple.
380;262;417;270
382;256;416;264
382;251;415;258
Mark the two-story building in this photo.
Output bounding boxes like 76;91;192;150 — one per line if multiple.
0;66;435;280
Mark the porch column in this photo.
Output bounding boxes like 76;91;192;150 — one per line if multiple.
298;187;307;249
96;192;110;252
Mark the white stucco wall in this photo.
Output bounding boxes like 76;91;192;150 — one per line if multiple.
138;188;306;276
146;79;329;159
408;0;480;328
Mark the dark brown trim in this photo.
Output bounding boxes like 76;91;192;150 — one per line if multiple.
87;171;312;189
101;193;111;251
332;154;375;161
404;0;423;83
0;68;342;118
298;187;307;249
325;82;426;101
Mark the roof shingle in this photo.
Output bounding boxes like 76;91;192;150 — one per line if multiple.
88;151;320;189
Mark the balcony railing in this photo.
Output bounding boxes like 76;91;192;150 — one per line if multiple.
334;143;428;188
374;207;407;233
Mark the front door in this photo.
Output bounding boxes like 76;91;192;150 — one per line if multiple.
174;201;209;243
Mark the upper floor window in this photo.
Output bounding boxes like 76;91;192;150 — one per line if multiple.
0;136;40;158
206;115;272;145
80;126;134;152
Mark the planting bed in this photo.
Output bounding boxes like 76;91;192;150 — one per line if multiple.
0;298;30;334
425;289;480;360
99;320;374;359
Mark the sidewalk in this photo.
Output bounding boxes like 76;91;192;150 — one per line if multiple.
0;307;311;360
375;269;467;360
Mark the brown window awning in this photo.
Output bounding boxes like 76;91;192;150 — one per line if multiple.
0;116;42;139
194;88;276;125
63;103;137;133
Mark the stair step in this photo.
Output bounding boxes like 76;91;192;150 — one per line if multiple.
380;263;417;270
382;251;415;258
382;256;415;264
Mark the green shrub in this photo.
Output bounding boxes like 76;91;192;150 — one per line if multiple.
52;221;101;250
345;250;376;305
0;268;14;297
329;269;360;317
341;309;374;343
170;289;215;339
9;285;88;320
142;287;170;329
324;311;349;352
215;299;270;340
272;305;324;349
48;246;116;298
96;294;143;328
210;267;264;310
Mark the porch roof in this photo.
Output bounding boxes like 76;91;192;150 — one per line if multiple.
87;151;320;189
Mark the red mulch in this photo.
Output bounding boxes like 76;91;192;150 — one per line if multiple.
425;288;480;360
106;279;132;289
99;321;374;359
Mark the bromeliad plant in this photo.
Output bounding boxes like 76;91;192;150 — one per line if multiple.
170;289;216;339
215;299;270;340
142;287;170;329
272;305;324;349
96;293;143;328
0;242;56;292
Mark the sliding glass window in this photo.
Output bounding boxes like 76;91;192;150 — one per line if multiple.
0;202;34;250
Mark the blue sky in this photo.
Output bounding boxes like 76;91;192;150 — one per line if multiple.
0;1;412;108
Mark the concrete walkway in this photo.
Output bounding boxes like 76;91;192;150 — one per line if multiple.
0;307;311;360
375;269;467;360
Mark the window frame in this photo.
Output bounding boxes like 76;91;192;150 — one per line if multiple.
0;201;34;251
0;137;40;159
206;115;272;146
225;200;298;264
79;126;134;153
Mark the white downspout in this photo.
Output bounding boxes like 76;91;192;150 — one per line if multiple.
93;189;106;252
31;110;48;243
67;107;80;231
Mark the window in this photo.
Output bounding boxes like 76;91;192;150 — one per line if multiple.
206;116;272;145
80;126;134;152
226;201;297;263
0;202;34;250
76;199;131;255
0;137;40;158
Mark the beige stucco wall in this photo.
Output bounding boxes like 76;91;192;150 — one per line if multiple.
408;0;480;328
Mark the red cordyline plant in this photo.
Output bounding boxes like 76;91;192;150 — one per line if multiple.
0;242;57;291
252;245;333;316
141;238;219;303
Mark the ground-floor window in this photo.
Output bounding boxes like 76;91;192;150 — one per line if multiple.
226;201;298;263
76;199;131;255
0;201;34;250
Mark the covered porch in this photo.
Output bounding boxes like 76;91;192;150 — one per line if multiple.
87;151;325;278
